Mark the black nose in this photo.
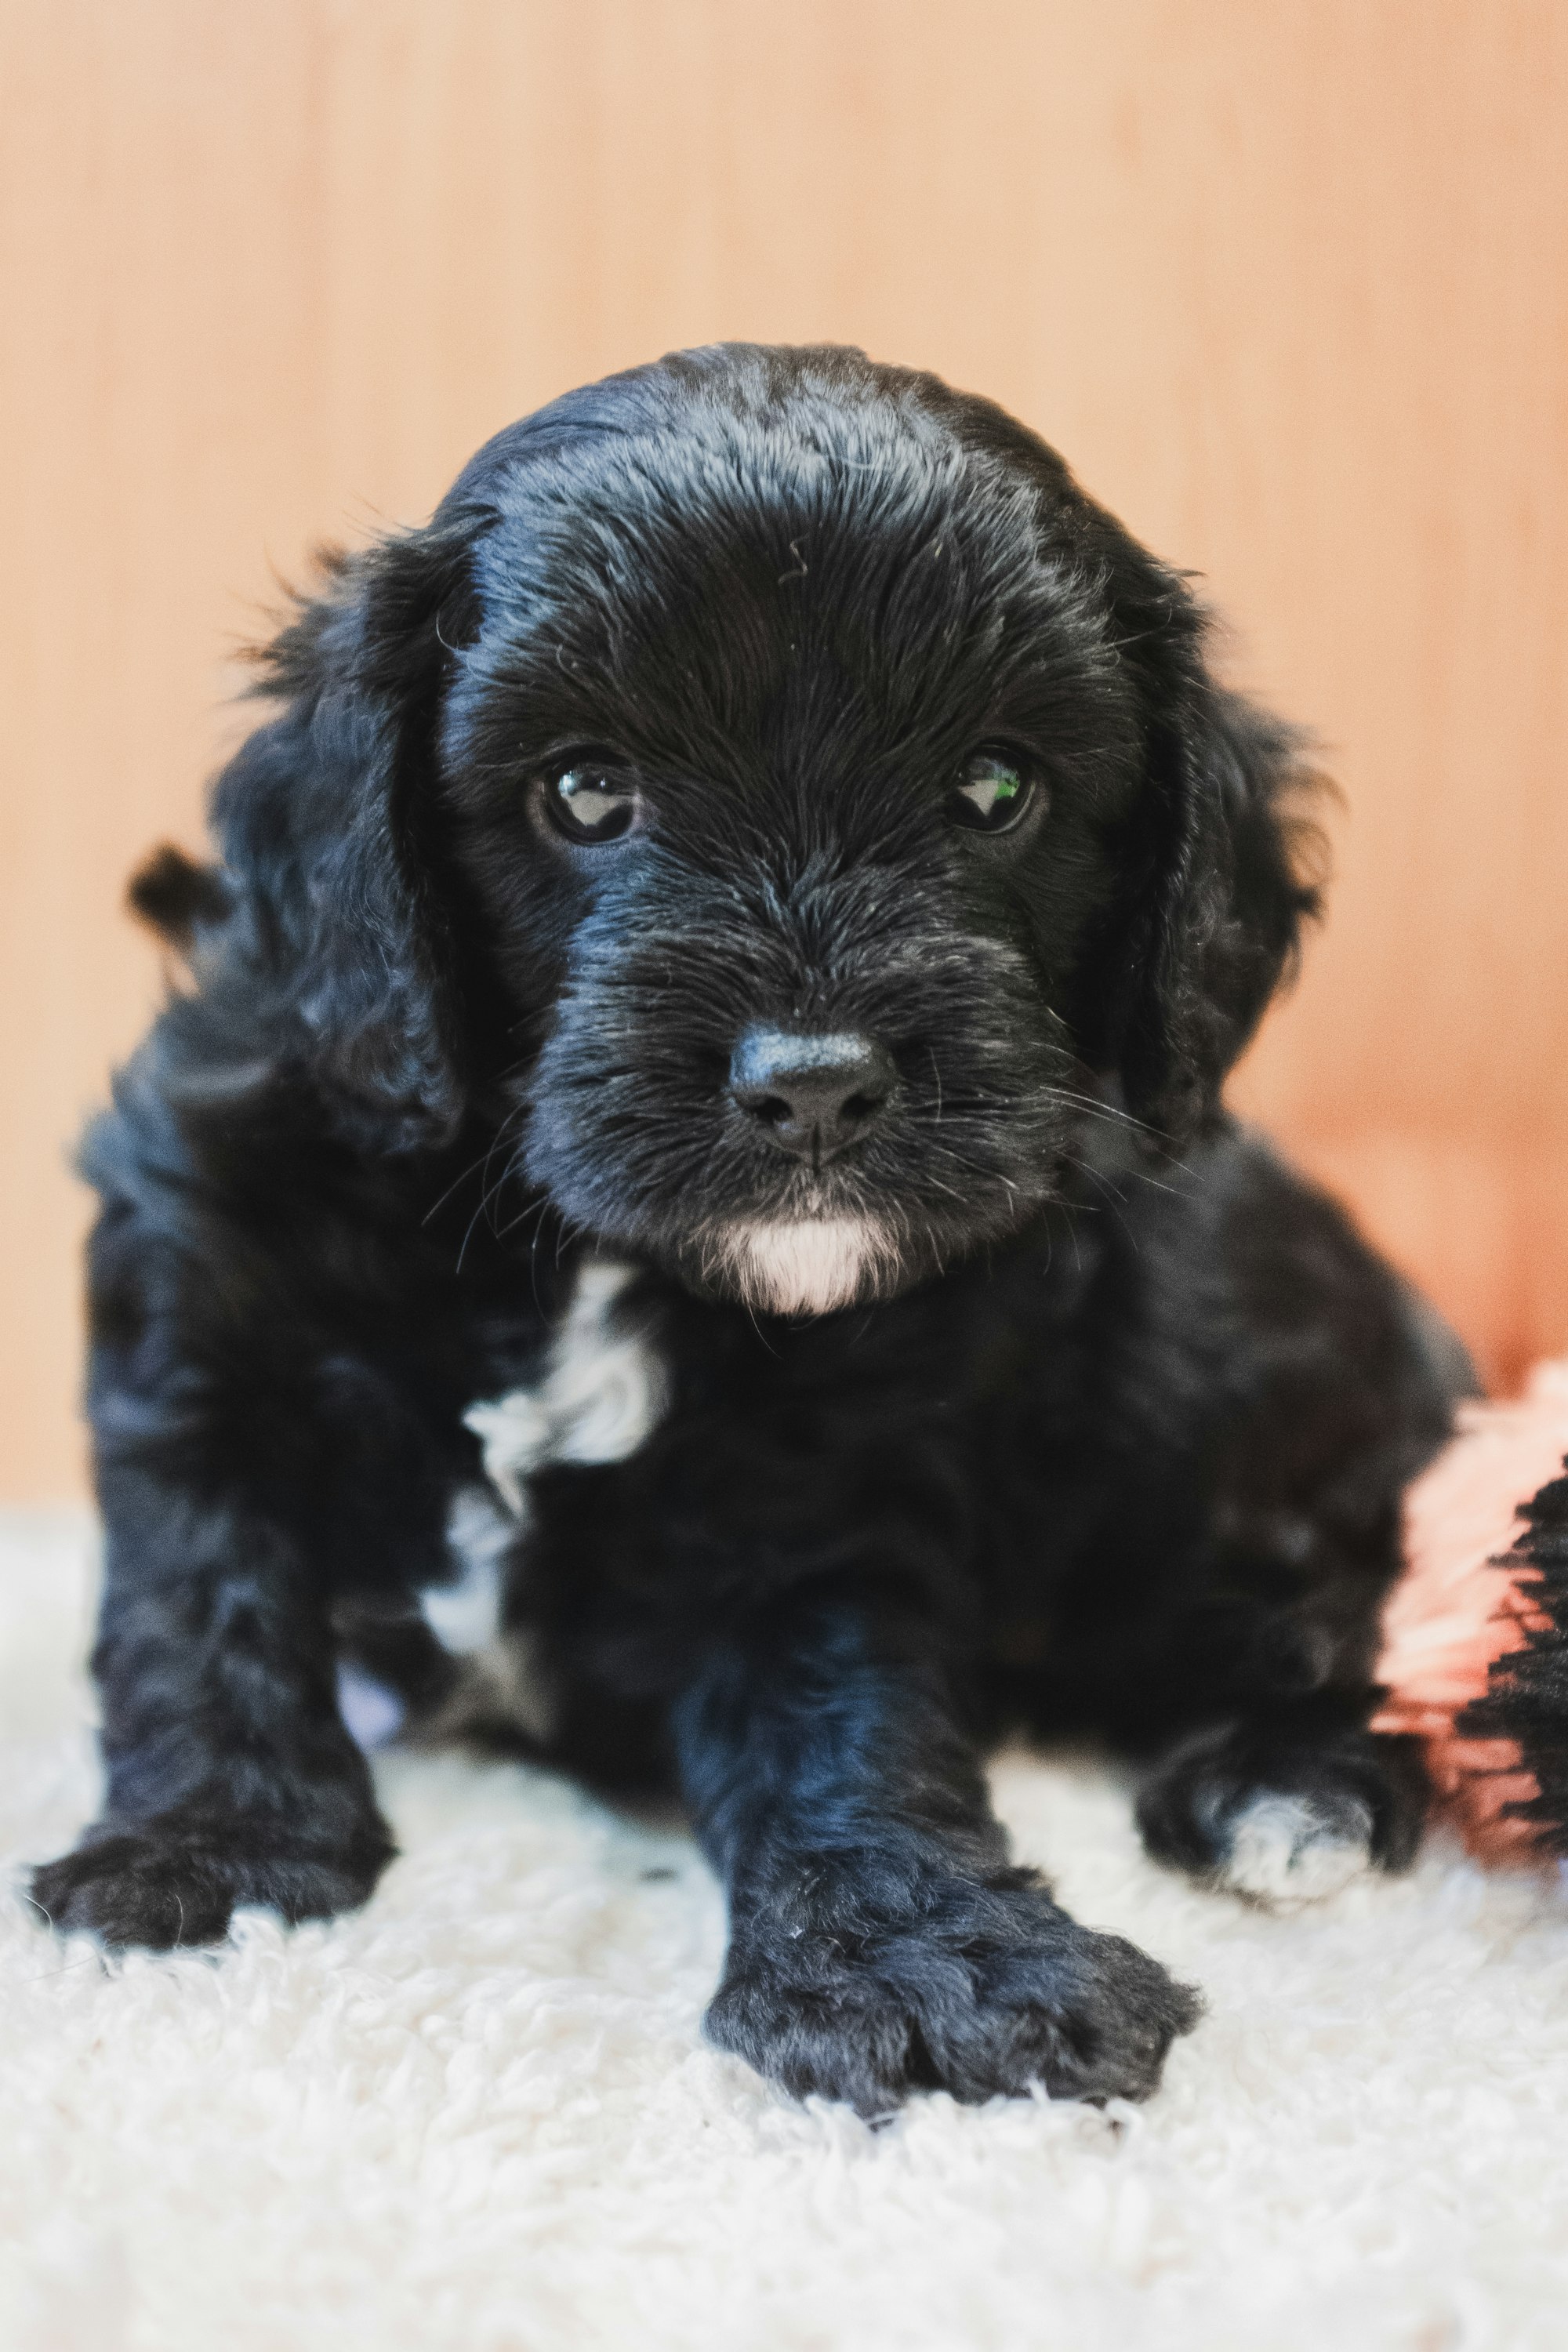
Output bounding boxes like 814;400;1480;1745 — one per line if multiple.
728;1028;897;1163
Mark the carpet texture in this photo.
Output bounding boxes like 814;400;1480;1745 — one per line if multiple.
5;1511;1568;2352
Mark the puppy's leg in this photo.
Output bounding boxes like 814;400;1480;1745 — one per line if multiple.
31;1462;394;1948
677;1590;1200;2115
1136;1700;1428;1906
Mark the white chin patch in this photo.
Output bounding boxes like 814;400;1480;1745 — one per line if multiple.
715;1217;891;1317
1218;1793;1375;1908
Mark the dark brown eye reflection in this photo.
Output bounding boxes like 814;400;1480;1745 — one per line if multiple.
539;763;644;844
946;751;1044;835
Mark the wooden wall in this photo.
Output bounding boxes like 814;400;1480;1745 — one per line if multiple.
2;0;1565;1499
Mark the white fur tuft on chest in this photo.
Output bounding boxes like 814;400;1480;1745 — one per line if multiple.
462;1258;667;1517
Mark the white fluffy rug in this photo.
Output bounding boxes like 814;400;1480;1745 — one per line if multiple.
7;1512;1568;2352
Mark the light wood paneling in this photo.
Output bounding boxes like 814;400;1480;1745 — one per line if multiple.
2;0;1565;1497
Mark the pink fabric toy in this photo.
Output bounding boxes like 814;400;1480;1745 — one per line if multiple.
1376;1360;1568;1861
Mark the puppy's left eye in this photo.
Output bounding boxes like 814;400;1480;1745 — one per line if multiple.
540;764;644;844
946;753;1043;835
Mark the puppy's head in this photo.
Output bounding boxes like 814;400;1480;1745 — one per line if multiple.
225;344;1319;1315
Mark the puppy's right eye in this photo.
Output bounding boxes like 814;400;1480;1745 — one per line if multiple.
539;764;644;844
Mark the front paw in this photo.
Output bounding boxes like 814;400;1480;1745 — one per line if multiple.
706;1867;1200;2116
1136;1722;1428;1906
28;1813;394;1949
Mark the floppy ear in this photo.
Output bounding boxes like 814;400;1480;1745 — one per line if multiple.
1116;674;1324;1142
1074;579;1326;1146
209;513;489;1148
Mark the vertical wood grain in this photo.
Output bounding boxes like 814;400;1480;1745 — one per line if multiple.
1;0;1564;1495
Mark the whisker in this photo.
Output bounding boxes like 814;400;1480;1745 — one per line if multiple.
1063;1152;1142;1250
455;1135;534;1272
420;1091;532;1229
492;1192;554;1249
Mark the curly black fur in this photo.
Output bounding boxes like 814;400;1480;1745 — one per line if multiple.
34;345;1467;2113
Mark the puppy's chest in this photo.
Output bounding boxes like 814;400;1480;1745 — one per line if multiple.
333;1265;1045;1758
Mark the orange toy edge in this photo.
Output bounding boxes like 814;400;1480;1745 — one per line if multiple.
1374;1360;1568;1862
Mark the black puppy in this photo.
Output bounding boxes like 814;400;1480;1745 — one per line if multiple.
36;345;1461;2115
